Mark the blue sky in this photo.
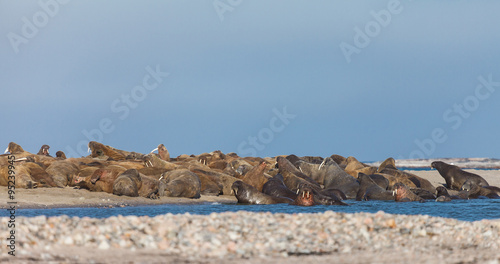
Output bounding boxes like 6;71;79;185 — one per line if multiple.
1;0;499;161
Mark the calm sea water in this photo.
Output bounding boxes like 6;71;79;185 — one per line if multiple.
3;199;499;222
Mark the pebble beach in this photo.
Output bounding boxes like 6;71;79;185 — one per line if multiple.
1;211;500;263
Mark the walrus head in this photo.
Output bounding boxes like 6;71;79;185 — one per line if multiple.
150;144;170;162
392;183;410;201
56;151;67;159
436;186;450;197
4;142;25;154
294;185;315;206
37;145;50;156
461;180;479;193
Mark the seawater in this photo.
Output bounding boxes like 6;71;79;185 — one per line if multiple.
3;199;499;222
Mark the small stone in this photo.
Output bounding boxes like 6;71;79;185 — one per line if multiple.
98;241;110;250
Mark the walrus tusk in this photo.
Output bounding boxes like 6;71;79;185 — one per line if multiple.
296;189;300;195
87;147;91;153
150;147;158;154
159;175;163;181
299;167;303;173
14;157;28;162
148;161;153;167
4;147;9;154
319;159;327;170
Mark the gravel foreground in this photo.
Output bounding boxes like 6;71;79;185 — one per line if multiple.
1;211;500;264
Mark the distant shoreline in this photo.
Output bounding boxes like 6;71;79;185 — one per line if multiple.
367;157;500;169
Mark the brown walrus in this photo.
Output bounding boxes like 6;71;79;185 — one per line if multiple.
232;180;293;205
276;156;321;192
431;161;489;190
55;151;67;159
37;145;51;156
241;161;269;192
113;169;143;197
320;158;360;199
393;183;424;202
293;184;347;206
90;166;127;193
462;181;500;199
262;174;298;200
356;173;393;201
88;141;127;161
0;165;37;188
45;160;79;187
150;144;170;161
159;169;201;198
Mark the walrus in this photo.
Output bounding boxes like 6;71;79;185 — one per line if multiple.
410;188;437;200
89;166;128;193
113;169;142;197
4;142;26;154
292;185;315;206
0;165;37;188
138;174;161;199
344;156;372;177
276;156;320;188
431;161;489;190
377;157;398;172
191;169;222;196
293;158;331;185
55;151;67;159
320;158;360;199
160;169;201;198
330;154;348;169
435;186;466;200
379;167;435;194
20;162;59;188
393;183;424;202
367;174;390;190
356;173;394;201
262;174;298;200
73;167;100;188
150;144;170;161
37;145;51;156
197;150;227;166
88;141;127;161
45;160;79;187
293;183;348;206
143;154;178;170
461;181;500;199
241;162;270;191
232;180;293;205
377;172;417;190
